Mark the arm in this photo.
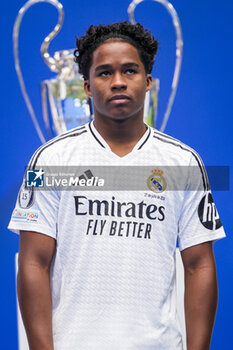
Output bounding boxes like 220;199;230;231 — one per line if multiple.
181;242;218;350
18;231;56;350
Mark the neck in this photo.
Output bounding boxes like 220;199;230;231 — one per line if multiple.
94;115;146;143
93;114;147;157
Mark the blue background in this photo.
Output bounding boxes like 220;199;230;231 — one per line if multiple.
1;0;232;348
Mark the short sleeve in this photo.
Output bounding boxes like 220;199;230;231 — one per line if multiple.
178;153;226;251
8;150;59;239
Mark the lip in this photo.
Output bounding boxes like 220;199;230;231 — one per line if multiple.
108;95;131;102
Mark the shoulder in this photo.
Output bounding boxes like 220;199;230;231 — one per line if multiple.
149;127;210;191
28;124;89;169
150;127;204;166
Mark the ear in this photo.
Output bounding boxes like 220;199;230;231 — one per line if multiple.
146;74;153;92
84;80;92;97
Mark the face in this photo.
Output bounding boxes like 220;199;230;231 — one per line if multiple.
84;40;152;122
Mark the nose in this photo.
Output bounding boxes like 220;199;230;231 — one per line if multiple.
110;72;127;91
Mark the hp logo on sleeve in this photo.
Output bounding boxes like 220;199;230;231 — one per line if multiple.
198;192;222;230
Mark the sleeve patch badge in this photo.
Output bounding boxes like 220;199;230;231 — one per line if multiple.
18;183;34;209
198;192;222;230
11;209;39;223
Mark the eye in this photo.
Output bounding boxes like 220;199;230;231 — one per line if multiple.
98;71;111;77
125;69;137;75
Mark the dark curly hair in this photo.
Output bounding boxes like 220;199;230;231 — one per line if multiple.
74;22;158;80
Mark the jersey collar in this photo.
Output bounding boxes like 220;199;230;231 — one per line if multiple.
89;120;152;153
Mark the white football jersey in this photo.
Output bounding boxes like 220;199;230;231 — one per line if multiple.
9;122;225;350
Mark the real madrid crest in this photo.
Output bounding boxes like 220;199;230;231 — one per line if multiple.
147;168;166;193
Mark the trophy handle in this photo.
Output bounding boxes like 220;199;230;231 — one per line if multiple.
128;0;183;132
41;81;53;139
13;0;64;144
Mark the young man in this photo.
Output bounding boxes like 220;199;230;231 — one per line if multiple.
9;22;225;350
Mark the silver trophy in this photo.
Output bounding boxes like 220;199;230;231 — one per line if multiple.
13;0;183;143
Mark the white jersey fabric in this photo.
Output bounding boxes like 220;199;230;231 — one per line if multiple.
9;122;225;350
